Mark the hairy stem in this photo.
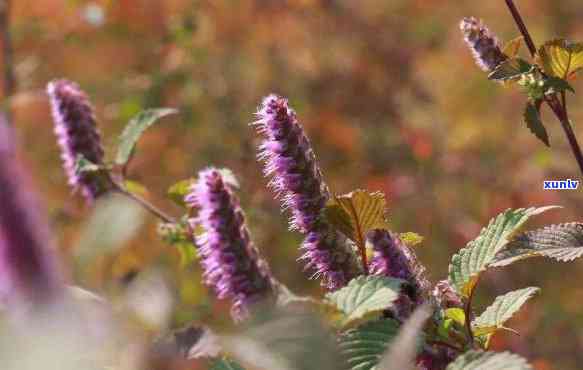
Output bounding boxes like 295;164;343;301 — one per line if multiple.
505;0;583;176
0;0;14;121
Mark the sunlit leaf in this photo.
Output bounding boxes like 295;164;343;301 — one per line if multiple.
448;206;559;298
444;308;465;327
491;223;583;266
399;232;424;247
446;350;532;370
473;287;539;343
539;39;583;79
324;190;388;250
326;276;403;327
488;58;532;82
339;319;400;370
524;102;549;147
115;108;178;166
376;305;430;370
167;179;194;207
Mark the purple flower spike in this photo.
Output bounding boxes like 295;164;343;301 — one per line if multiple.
460;17;507;72
0;117;63;305
47;79;112;202
186;168;276;321
254;95;361;290
368;230;430;319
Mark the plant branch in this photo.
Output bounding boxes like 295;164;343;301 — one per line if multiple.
504;0;537;57
464;279;479;348
505;0;583;176
0;0;15;121
427;340;463;353
113;182;176;224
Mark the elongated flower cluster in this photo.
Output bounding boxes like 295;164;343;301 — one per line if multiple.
185;168;276;320
47;79;112;202
0;118;63;305
254;95;361;291
460;17;507;72
368;229;430;319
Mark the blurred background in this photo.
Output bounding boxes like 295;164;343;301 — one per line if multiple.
2;0;583;368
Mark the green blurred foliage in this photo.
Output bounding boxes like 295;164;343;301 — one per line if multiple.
5;0;583;368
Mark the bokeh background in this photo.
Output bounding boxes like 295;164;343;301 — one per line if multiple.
3;0;583;368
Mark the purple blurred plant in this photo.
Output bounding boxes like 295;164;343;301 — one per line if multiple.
460;17;507;73
185;168;277;320
0;117;62;305
47;79;112;202
368;229;430;320
254;94;361;291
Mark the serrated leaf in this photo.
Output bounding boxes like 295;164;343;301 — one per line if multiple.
326;276;403;327
502;36;524;58
448;206;559;297
473;287;539;340
399;232;424;247
488;58;532;82
539;39;583;79
115;108;178;166
491;223;583;266
376;305;430;370
339;319;400;370
167;179;194;207
446;350;532;370
210;358;246;370
524;102;549;147
324;190;388;260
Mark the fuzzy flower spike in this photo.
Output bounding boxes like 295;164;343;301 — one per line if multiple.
254;95;361;291
460;17;508;72
47;79;112;202
186;168;276;321
368;230;430;320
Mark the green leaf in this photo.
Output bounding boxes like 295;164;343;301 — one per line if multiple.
488;58;532;82
399;232;424;247
210;358;246;370
539;39;583;79
524;102;549;147
326;276;403;327
444;308;465;327
324;189;388;251
491;223;583;267
446;350;532;370
473;287;539;340
115;108;178;166
448;206;559;297
376;305;430;370
339;319;401;370
167;179;194;207
544;76;575;94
